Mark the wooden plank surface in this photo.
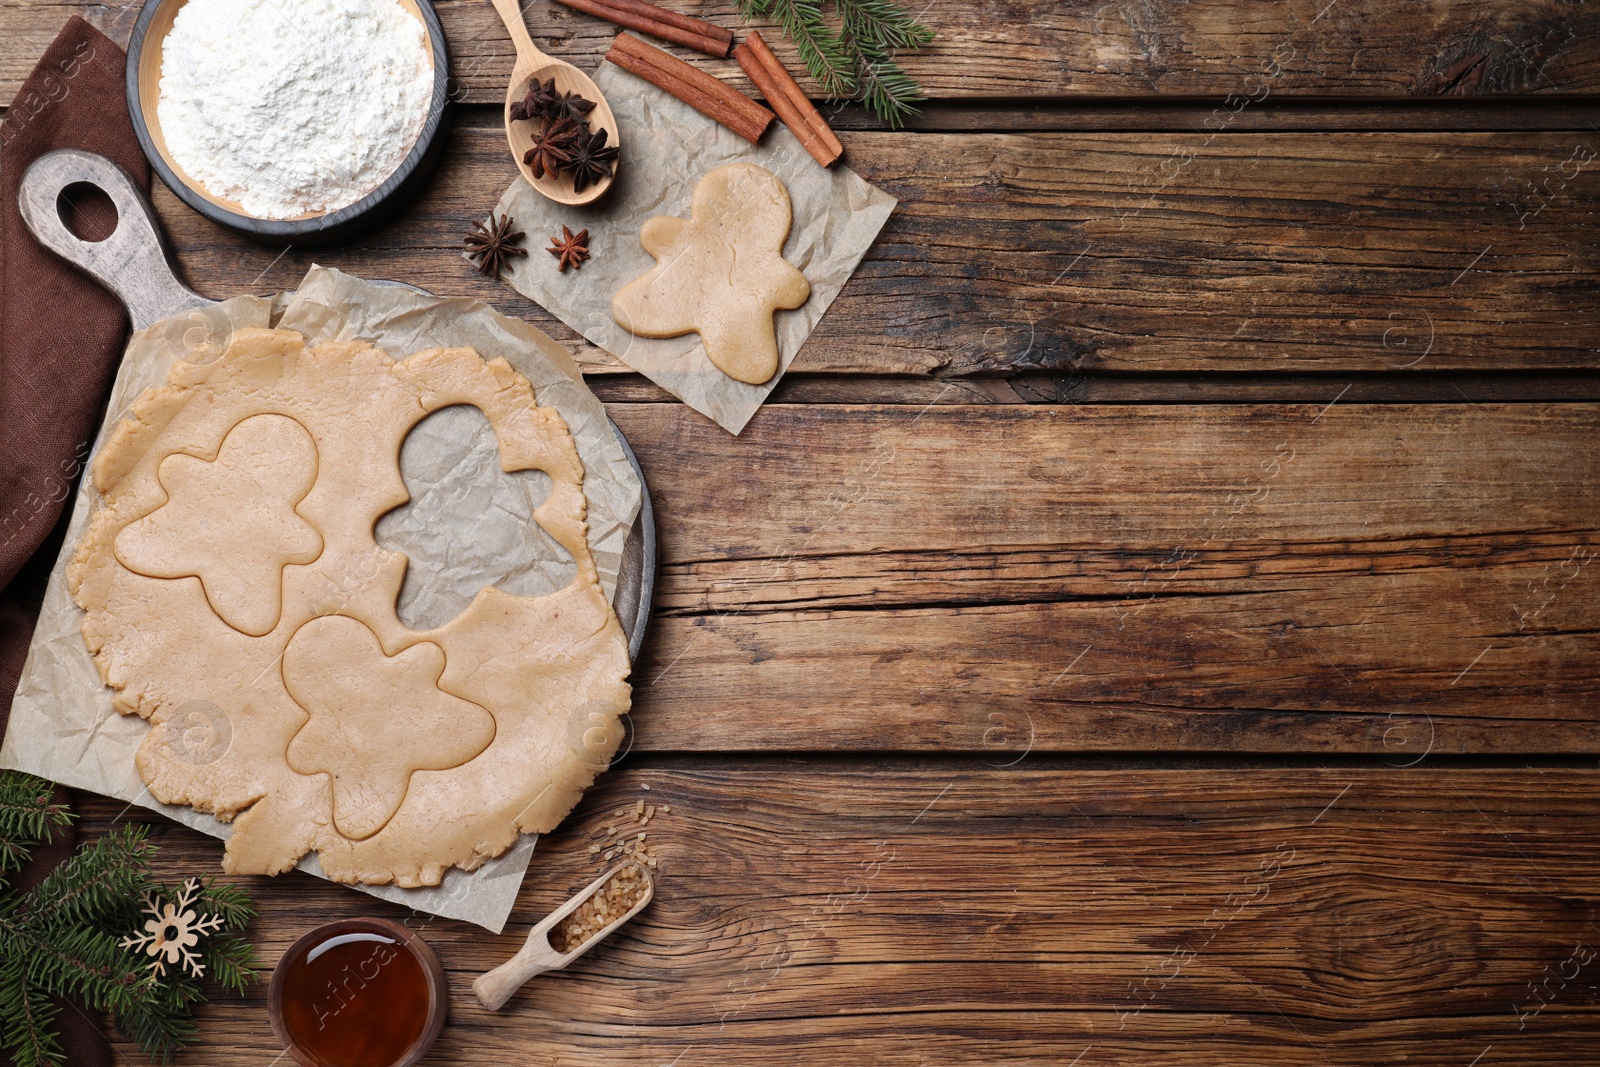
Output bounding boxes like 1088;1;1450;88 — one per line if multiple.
141;125;1600;378
610;402;1600;755
90;763;1600;1065
594;371;1600;407
6;0;1600;109
4;1;1599;1063
849;99;1600;134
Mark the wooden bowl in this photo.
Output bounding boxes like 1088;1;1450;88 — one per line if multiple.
268;918;447;1067
125;0;451;245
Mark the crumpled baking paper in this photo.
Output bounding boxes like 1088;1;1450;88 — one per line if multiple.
0;267;641;933
488;62;897;434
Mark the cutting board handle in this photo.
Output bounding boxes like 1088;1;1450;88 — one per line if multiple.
18;149;213;331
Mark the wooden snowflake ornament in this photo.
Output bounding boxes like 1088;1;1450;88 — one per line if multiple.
121;877;227;979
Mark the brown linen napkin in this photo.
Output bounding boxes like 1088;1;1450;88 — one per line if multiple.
1;17;148;709
0;18;151;1067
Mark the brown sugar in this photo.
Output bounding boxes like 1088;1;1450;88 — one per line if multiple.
594;786;670;870
548;863;651;954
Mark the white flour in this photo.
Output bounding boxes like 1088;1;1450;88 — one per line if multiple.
158;0;434;220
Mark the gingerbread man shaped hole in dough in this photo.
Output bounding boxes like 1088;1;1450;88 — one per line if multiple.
612;163;811;386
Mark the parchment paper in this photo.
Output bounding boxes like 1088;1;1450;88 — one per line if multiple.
0;268;641;932
487;63;897;435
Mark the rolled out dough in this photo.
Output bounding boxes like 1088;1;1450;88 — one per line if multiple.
68;328;632;886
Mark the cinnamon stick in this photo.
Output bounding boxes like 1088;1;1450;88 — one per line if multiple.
606;33;775;144
554;0;733;58
734;30;844;167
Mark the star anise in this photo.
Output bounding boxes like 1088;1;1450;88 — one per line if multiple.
546;89;597;126
523;116;582;180
509;77;560;122
547;226;590;272
464;212;528;277
566;126;619;194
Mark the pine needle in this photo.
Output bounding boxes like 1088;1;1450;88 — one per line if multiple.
736;0;934;126
738;0;858;97
0;962;64;1067
837;0;934;52
0;774;72;881
843;31;926;128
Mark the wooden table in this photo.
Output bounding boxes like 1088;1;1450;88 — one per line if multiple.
5;1;1600;1063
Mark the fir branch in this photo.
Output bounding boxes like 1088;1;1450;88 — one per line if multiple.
118;992;200;1067
0;809;259;1067
734;0;935;126
113;875;260;1061
24;826;153;930
0;961;64;1067
738;0;858;97
842;30;925;128
0;773;72;880
200;935;257;997
0;840;28;880
190;878;257;930
836;0;934;51
18;926;149;1019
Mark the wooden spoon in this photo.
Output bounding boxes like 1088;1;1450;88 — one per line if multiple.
474;862;655;1011
491;0;621;206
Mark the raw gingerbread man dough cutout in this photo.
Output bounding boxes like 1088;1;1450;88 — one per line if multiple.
612;163;811;386
283;615;496;841
114;413;322;637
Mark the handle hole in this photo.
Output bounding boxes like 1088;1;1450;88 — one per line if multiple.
57;182;119;243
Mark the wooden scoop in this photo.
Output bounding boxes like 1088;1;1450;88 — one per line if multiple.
474;862;655;1010
490;0;621;206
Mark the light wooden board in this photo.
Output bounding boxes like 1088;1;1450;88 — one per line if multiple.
607;402;1600;755
90;763;1600;1066
5;0;1600;109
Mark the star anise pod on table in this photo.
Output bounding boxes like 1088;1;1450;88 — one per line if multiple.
509;77;561;122
464;212;528;277
566;126;619;194
547;226;591;272
523;116;582;180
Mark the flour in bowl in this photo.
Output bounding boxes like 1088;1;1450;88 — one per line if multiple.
157;0;434;220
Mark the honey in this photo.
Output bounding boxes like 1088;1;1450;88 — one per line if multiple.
276;923;433;1067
